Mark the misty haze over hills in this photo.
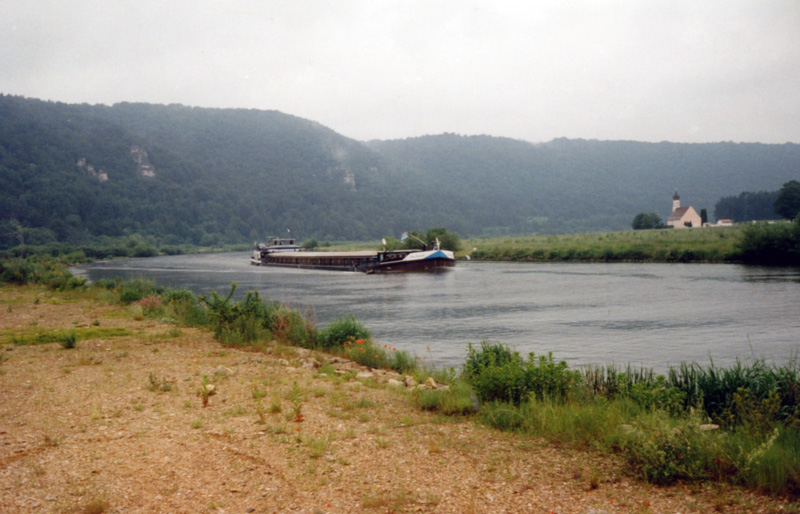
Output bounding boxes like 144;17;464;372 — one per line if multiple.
1;95;798;248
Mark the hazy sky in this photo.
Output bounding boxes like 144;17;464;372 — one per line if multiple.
2;1;799;144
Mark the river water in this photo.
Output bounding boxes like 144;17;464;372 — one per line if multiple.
73;253;800;372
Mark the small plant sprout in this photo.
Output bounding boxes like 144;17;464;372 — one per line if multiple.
147;372;173;393
251;383;267;399
255;399;267;424
288;381;304;422
198;375;216;407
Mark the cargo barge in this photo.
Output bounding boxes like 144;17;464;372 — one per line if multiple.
250;237;455;273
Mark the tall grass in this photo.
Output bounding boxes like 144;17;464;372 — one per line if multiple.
666;359;800;427
466;225;746;263
462;342;800;495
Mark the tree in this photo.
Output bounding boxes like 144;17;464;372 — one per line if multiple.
700;208;708;225
401;227;462;251
774;180;800;220
631;212;663;230
425;227;462;252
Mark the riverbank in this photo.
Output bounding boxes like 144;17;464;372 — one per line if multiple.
0;284;794;513
465;226;744;263
465;219;800;265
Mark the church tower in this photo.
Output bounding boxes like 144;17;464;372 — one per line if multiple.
672;190;680;212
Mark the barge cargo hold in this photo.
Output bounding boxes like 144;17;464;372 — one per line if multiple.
250;238;455;274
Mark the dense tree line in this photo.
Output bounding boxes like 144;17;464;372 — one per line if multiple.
713;180;800;223
714;190;779;222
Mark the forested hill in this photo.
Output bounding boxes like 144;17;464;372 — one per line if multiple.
368;135;800;234
1;94;799;249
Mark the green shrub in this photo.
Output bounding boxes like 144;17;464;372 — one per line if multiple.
463;340;519;379
45;273;88;291
464;341;581;405
317;316;371;349
621;417;710;485
0;257;58;285
58;330;78;349
198;283;314;347
118;279;161;304
627;376;686;415
161;289;206;327
272;307;315;348
737;219;800;265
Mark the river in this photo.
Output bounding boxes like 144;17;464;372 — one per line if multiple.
72;253;800;372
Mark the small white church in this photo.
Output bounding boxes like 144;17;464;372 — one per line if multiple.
666;191;702;229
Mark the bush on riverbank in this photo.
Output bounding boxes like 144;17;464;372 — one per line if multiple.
465;341;800;495
463;341;581;404
736;216;800;265
0;255;88;290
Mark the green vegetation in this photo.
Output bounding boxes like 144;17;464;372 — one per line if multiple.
464;341;580;404
736;216;800;265
3;95;800;249
3;326;131;346
631;212;665;230
316;316;371;350
774;180;800;220
390;227;462;252
57;329;77;349
0;254;88;289
199;284;314;348
466;225;745;263
715;189;780;222
466;342;800;495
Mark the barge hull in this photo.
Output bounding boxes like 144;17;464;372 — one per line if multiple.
250;244;455;273
370;256;455;273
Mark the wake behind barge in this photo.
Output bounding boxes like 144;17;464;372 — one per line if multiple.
250;238;455;274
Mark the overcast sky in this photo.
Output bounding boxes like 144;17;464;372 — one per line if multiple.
2;1;799;144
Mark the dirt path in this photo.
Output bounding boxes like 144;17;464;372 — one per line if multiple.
0;285;790;513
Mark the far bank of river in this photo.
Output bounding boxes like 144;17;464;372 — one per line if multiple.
73;253;800;372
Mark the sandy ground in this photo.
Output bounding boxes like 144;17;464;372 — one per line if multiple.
0;285;794;514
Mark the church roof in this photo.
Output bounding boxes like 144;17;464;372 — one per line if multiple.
667;206;692;221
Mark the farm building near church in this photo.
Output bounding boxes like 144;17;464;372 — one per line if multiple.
666;191;702;229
